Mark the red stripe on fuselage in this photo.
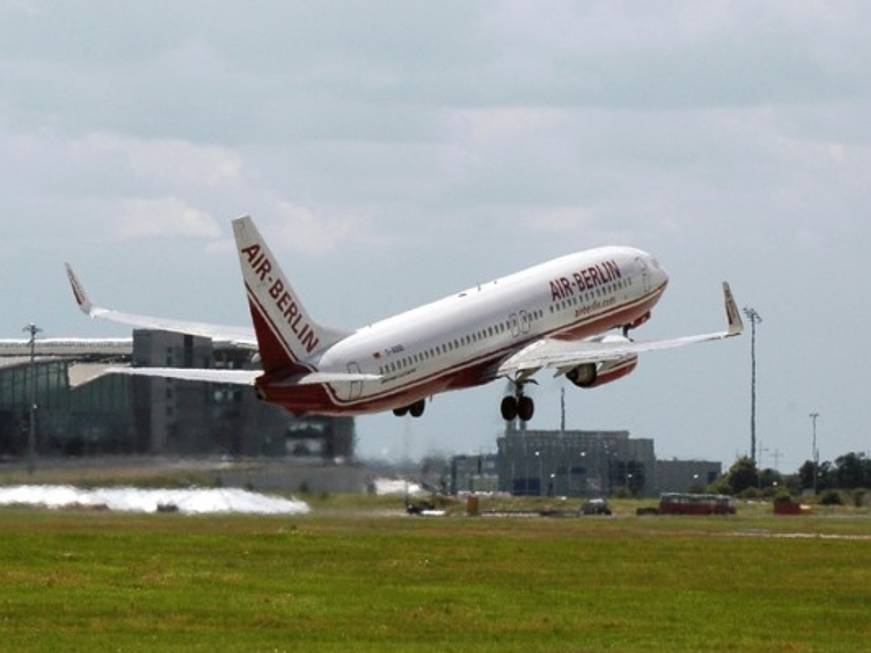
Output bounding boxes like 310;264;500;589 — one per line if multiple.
258;281;666;415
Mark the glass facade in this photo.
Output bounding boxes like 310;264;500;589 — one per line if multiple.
0;361;135;455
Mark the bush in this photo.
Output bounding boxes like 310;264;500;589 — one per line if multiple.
819;489;844;505
706;477;732;495
773;489;793;503
851;489;866;508
737;486;761;500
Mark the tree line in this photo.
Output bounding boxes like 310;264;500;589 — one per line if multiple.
706;451;870;500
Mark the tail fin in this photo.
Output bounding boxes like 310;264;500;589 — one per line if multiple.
722;282;743;337
65;263;94;314
232;216;346;374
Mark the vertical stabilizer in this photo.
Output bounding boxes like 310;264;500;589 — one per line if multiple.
233;216;345;374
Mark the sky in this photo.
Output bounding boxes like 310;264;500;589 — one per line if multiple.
2;1;869;469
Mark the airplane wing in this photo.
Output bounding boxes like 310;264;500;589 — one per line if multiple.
105;367;261;385
498;282;743;378
66;263;257;349
102;366;381;386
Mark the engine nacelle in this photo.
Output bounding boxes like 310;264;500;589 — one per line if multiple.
566;363;598;388
567;356;639;389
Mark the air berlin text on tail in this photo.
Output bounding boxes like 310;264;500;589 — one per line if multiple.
550;260;622;301
241;244;320;354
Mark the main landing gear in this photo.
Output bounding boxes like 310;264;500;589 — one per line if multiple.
500;381;535;422
393;399;426;418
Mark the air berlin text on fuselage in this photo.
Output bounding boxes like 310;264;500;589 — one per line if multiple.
549;260;622;302
241;244;320;354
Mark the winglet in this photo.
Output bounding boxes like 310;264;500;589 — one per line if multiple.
723;282;743;337
65;263;94;315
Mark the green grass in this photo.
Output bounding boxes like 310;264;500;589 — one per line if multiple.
0;505;868;652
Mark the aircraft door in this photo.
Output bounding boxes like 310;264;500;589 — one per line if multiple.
519;310;531;334
347;362;363;400
509;313;520;338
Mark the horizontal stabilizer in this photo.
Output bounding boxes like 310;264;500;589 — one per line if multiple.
102;367;381;386
105;367;260;385
67;362;119;388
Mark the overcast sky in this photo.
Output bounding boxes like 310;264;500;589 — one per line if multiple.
2;1;868;468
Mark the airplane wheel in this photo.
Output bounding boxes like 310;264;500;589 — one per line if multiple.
500;396;518;421
518;396;535;422
409;400;425;418
393;406;408;417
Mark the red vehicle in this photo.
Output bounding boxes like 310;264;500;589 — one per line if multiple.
659;493;735;515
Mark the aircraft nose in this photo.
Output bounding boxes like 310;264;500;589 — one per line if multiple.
648;255;668;287
658;264;669;287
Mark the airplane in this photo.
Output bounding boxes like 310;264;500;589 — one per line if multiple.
66;215;743;422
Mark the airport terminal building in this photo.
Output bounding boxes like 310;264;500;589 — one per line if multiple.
497;426;656;496
487;425;721;497
0;331;354;459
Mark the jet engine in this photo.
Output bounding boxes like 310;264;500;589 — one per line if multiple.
566;356;639;389
566;363;598;388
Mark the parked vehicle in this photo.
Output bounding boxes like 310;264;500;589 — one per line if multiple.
659;493;735;515
580;498;612;515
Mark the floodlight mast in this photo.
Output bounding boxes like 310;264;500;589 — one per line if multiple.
809;412;820;494
22;323;42;476
742;307;762;463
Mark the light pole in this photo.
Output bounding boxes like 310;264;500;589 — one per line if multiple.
569;451;587;496
809;412;820;494
22;323;41;476
534;450;542;496
743;307;762;462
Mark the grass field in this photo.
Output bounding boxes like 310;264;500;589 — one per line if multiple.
0;500;868;653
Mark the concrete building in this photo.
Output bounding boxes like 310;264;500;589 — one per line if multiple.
450;454;499;493
655;459;721;493
0;330;354;459
497;426;656;497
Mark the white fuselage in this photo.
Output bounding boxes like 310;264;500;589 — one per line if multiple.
306;247;668;412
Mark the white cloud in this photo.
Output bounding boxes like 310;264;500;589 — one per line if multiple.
115;197;222;240
270;201;377;254
77;132;244;189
